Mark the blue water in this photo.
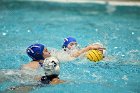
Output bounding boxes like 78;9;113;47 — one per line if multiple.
0;1;140;93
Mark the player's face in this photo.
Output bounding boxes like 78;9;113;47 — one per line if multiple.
67;42;77;49
42;48;51;58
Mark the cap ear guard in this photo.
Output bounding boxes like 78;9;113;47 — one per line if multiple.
62;38;68;48
62;45;67;48
62;45;67;51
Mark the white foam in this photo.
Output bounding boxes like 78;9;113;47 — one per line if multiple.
0;69;44;84
50;49;75;62
122;75;128;81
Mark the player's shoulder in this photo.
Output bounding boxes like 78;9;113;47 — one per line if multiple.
21;61;39;70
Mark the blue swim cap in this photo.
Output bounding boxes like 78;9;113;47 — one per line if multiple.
26;44;45;61
62;37;76;48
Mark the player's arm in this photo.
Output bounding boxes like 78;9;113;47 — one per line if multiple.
71;44;106;57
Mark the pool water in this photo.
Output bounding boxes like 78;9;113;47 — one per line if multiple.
0;1;140;93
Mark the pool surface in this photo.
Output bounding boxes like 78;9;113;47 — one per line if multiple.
0;1;140;93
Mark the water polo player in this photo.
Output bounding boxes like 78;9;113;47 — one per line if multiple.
23;44;64;84
7;45;64;92
62;37;106;58
41;57;64;84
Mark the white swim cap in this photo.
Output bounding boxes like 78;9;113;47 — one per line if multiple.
43;57;60;76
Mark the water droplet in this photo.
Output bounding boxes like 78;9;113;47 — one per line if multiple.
92;73;97;78
2;32;7;36
95;29;98;31
132;32;134;35
121;55;125;57
122;75;128;80
27;29;31;32
114;47;118;49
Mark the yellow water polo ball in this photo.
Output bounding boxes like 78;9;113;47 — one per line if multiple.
86;49;103;62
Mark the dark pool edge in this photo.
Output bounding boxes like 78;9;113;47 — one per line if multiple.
0;0;140;14
4;0;140;7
